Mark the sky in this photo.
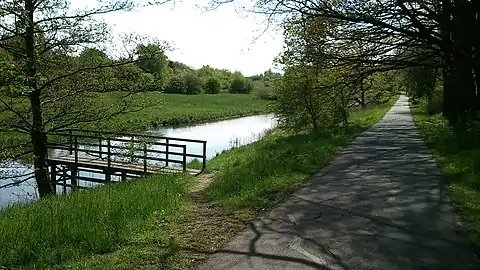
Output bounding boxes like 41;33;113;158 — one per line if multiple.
81;0;285;76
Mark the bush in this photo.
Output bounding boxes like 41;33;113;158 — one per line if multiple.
164;75;186;94
253;82;277;100
204;77;221;94
426;96;443;115
230;75;253;94
184;73;203;95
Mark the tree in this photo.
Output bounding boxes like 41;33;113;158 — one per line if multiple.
168;60;193;75
230;72;253;94
204;77;221;94
197;65;215;78
136;43;170;90
216;68;234;90
210;0;480;127
0;0;168;197
164;75;186;94
108;63;155;92
184;73;203;95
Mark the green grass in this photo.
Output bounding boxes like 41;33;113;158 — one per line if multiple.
86;92;271;133
0;173;194;269
411;102;480;249
203;99;397;215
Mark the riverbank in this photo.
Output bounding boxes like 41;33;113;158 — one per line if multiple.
411;101;480;252
0;98;396;269
80;92;271;133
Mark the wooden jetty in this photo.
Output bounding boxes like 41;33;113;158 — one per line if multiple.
46;129;207;192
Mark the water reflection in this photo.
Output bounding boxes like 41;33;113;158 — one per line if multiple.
0;114;276;208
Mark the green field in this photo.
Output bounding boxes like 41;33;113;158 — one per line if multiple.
90;92;271;133
411;102;480;251
0;98;396;269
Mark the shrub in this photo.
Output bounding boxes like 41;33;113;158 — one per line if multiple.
184;73;203;95
253;82;276;100
230;74;253;94
426;96;443;115
204;77;221;94
164;75;186;94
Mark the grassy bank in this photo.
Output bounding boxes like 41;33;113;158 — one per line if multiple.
0;98;396;269
0;174;193;269
411;102;480;249
81;92;271;133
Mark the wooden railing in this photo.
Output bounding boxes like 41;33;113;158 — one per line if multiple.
47;129;207;174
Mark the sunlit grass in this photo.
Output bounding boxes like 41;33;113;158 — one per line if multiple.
0;174;194;268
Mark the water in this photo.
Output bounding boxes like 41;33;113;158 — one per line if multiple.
0;114;276;208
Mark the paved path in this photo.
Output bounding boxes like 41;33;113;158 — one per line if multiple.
198;95;479;270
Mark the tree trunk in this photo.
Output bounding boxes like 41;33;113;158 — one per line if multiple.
360;78;366;108
473;0;480;112
451;0;476;125
441;0;457;124
25;0;54;197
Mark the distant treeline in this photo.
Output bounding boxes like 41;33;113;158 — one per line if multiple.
45;44;283;96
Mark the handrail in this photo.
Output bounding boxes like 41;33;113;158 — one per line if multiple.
61;128;207;144
47;129;207;175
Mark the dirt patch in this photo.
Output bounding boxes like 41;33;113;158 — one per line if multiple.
159;193;253;269
190;172;216;193
143;171;255;269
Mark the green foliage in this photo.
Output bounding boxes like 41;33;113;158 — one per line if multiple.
184;73;203;95
78;48;111;67
405;66;438;102
197;65;215;78
229;73;253;94
368;71;401;104
204;77;221;94
164;75;186;94
252;81;276;100
136;43;169;89
108;63;154;92
204;100;395;213
274;66;348;131
0;174;193;268
168;61;193;74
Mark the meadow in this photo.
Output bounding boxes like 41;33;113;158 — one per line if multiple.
89;92;271;133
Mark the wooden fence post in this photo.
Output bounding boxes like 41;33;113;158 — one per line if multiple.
143;142;147;173
202;141;207;172
182;145;187;172
165;138;169;167
71;136;78;191
106;139;111;182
